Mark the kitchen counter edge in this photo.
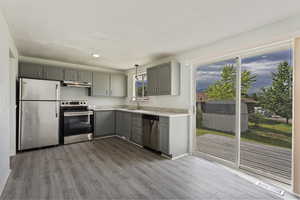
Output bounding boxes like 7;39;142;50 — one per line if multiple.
91;108;190;117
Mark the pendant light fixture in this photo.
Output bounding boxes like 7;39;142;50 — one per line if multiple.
135;64;139;80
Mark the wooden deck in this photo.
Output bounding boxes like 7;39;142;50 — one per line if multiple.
1;137;281;200
197;134;292;181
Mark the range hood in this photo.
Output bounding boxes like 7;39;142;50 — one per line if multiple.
62;81;92;88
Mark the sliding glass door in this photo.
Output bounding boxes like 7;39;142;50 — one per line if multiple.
240;48;293;183
196;58;238;163
195;45;293;184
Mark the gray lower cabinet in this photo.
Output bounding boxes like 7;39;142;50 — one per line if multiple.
159;117;170;154
43;66;64;81
115;111;122;135
19;62;44;79
94;111;115;137
64;69;78;81
130;113;143;145
78;70;92;83
116;111;131;139
92;72;110;96
93;110;188;158
159;116;188;157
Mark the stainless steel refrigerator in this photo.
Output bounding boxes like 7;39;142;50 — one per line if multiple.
18;78;60;150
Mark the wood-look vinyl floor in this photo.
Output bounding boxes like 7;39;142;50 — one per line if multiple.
1;137;281;200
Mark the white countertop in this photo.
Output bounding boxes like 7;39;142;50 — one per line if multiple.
92;107;190;117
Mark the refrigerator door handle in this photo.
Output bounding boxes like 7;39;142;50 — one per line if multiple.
56;102;59;118
18;101;22;151
55;84;59;118
56;84;59;101
20;79;24;100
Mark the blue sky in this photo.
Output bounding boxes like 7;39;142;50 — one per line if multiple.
196;49;292;94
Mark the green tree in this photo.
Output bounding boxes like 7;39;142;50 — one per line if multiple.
259;61;292;124
206;65;256;100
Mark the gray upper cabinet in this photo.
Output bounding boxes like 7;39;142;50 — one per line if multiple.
78;70;92;83
147;67;158;96
157;63;171;95
64;69;78;81
43;66;64;81
19;62;44;79
94;111;115;137
92;72;127;97
110;74;127;97
147;61;180;96
92;72;110;96
19;62;127;99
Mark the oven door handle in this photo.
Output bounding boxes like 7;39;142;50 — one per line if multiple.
87;111;90;124
64;111;94;117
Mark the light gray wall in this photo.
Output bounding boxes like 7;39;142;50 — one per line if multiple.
0;11;18;195
60;87;125;106
177;13;300;64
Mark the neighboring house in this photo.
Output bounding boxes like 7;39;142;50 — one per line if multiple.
201;100;248;133
242;98;258;114
196;92;208;102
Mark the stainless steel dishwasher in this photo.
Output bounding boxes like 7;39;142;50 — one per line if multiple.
142;114;160;151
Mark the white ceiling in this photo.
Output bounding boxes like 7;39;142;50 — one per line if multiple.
1;0;300;70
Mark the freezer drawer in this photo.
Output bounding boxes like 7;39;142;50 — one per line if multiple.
19;101;59;150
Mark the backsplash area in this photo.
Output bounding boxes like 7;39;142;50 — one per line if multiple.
60;87;125;106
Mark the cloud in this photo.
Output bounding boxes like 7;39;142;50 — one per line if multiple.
195;49;292;93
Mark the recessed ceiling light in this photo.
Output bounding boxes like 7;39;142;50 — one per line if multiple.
92;53;100;58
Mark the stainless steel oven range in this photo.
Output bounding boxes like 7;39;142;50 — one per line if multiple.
60;100;94;144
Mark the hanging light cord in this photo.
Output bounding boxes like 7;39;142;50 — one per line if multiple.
135;64;139;80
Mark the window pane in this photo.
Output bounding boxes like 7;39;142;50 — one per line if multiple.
135;75;143;97
196;58;237;163
135;81;143;97
143;75;148;97
134;74;148;98
240;48;293;182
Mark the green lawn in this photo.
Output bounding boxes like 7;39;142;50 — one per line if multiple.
197;118;292;149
